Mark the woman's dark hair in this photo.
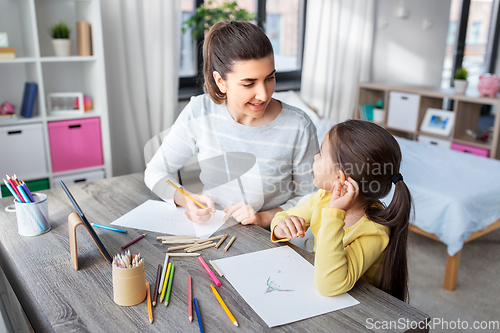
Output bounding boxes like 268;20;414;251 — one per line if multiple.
327;119;412;302
203;21;274;104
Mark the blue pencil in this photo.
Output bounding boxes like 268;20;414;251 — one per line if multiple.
91;223;127;233
3;179;22;202
193;298;204;333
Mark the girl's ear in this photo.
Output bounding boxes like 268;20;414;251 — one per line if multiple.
338;170;346;184
213;71;227;93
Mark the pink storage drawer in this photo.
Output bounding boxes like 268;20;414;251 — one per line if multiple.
48;117;103;172
450;142;489;157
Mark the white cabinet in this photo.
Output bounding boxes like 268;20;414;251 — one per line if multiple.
0;0;112;192
386;91;420;132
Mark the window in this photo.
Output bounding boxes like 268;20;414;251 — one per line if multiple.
179;0;306;97
441;0;499;90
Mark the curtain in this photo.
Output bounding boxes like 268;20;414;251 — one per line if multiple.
300;0;374;121
100;0;180;176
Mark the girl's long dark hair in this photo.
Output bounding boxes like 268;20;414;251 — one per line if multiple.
328;120;412;302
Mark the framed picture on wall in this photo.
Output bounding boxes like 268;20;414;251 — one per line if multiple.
47;92;84;116
420;108;455;137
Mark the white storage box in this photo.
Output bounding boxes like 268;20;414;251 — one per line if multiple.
418;134;451;149
52;169;105;188
0;123;48;179
387;91;420;132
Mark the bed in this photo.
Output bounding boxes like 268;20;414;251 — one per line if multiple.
273;90;500;291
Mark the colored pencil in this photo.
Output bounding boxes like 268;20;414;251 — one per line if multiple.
210;284;238;326
153;264;162;306
185;241;212;252
160;263;172;302
186;242;215;253
6;175;24;202
121;233;146;249
162;239;196;244
20;182;35;202
188;276;193;322
224;236;236;252
146;282;153;324
193;298;204;333
166;180;207;209
157;235;197;241
215;234;228;249
194;234;226;243
198;256;221;287
91;223;127;233
3;179;21;202
167;253;201;257
16;184;45;232
209;260;224;278
168;243;199;252
158;254;170;295
165;264;175;306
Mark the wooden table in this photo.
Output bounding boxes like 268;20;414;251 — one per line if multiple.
0;173;430;332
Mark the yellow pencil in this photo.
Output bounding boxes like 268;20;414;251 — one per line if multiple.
210;285;238;327
146;282;153;324
167;180;207;209
160;263;172;302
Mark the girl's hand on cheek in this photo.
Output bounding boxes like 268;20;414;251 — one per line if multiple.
327;177;359;211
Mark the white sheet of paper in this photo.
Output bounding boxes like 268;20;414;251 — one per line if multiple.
213;246;359;327
110;200;227;238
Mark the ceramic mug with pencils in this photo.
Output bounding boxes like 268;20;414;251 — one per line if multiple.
14;193;51;236
112;260;146;306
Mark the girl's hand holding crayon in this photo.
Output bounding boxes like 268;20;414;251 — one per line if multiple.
183;194;215;224
273;215;306;240
327;177;359;211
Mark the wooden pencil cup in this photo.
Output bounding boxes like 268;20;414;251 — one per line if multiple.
112;261;146;306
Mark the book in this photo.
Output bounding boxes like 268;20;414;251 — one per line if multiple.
0;113;18;122
0;53;15;60
0;47;15;53
20;82;38;118
77;21;92;56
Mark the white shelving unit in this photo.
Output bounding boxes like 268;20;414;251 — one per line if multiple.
0;0;112;194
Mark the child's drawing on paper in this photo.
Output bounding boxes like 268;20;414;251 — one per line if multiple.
264;277;294;294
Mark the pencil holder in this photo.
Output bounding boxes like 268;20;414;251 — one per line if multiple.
14;193;51;237
112;261;146;306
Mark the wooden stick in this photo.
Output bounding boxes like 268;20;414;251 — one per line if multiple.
167;253;201;257
184;241;212;252
209;260;224;278
214;234;228;249
186;242;215;253
168;243;199;252
224;236;236;252
162;240;197;244
194;234;226;243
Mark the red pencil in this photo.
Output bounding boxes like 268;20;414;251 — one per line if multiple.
121;233;146;249
153;264;162;307
6;175;24;202
188;276;192;322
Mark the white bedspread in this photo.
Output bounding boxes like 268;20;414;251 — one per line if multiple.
381;137;500;256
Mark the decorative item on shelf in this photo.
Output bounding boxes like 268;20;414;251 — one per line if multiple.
373;99;385;123
74;94;92;112
466;127;493;143
0;101;15;115
478;73;500;98
0;47;16;60
0;32;9;47
420;108;455;137
182;1;255;40
49;21;72;57
47;92;84;116
454;67;468;95
76;21;92;56
20;82;38;118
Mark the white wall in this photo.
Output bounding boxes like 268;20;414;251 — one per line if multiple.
372;0;451;87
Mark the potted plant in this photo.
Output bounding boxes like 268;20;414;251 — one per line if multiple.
454;67;468;94
182;1;255;40
49;21;71;57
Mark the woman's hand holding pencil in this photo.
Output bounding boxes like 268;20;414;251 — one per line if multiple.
168;180;215;224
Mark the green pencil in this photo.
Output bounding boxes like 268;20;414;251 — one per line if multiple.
165;264;175;306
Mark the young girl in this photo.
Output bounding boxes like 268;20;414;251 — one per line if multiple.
145;21;318;228
271;119;412;302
